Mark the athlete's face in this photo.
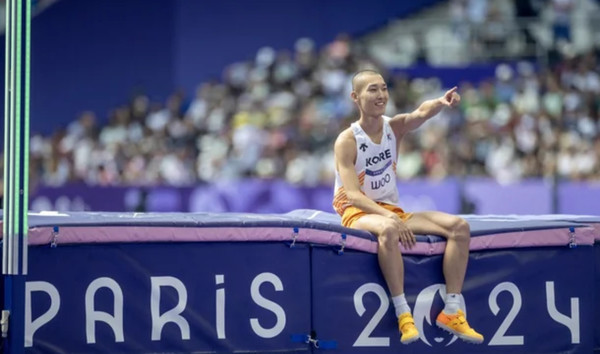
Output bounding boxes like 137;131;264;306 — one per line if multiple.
352;74;388;117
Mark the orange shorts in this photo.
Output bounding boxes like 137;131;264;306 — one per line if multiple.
341;202;412;228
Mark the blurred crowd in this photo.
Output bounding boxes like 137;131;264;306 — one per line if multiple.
367;0;600;68
24;30;600;188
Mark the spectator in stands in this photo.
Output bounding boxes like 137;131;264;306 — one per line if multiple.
551;0;575;45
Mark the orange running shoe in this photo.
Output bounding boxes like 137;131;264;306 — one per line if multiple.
435;310;484;344
398;312;419;344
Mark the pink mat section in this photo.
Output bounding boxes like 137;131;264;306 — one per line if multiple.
26;224;596;255
591;224;600;241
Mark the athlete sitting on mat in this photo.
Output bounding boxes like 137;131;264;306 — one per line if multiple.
332;70;484;345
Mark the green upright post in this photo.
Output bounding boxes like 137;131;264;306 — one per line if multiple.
2;0;31;353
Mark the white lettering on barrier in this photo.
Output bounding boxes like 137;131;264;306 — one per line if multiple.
357;282;523;348
216;274;225;339
352;283;390;347
150;276;190;341
352;281;582;348
546;281;580;344
414;283;467;346
25;273;288;346
488;282;523;345
85;277;124;344
23;277;583;349
25;281;60;347
413;284;464;346
249;272;286;338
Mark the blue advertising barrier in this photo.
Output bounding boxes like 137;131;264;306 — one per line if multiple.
311;246;593;353
25;177;558;214
1;210;597;353
29;178;600;215
558;181;600;214
26;242;311;353
462;178;554;214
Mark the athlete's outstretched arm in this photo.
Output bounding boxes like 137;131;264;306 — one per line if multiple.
389;86;461;136
334;132;394;218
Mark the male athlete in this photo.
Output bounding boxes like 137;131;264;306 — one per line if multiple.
333;70;483;345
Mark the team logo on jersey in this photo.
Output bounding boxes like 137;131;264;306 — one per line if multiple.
359;143;368;152
387;133;392;141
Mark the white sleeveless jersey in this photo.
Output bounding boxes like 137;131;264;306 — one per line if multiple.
333;116;399;215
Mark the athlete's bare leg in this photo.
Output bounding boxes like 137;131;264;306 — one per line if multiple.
352;214;406;296
404;211;470;293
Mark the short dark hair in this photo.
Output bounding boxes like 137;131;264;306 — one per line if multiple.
352;70;381;92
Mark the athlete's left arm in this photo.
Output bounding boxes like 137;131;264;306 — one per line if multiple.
389;86;460;136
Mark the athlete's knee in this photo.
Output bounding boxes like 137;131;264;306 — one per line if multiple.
378;222;399;248
450;217;470;243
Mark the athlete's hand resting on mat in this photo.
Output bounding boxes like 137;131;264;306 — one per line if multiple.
385;213;416;249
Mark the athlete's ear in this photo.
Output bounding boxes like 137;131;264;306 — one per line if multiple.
351;91;358;102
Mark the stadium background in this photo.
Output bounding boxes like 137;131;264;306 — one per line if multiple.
2;0;600;215
1;2;599;353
